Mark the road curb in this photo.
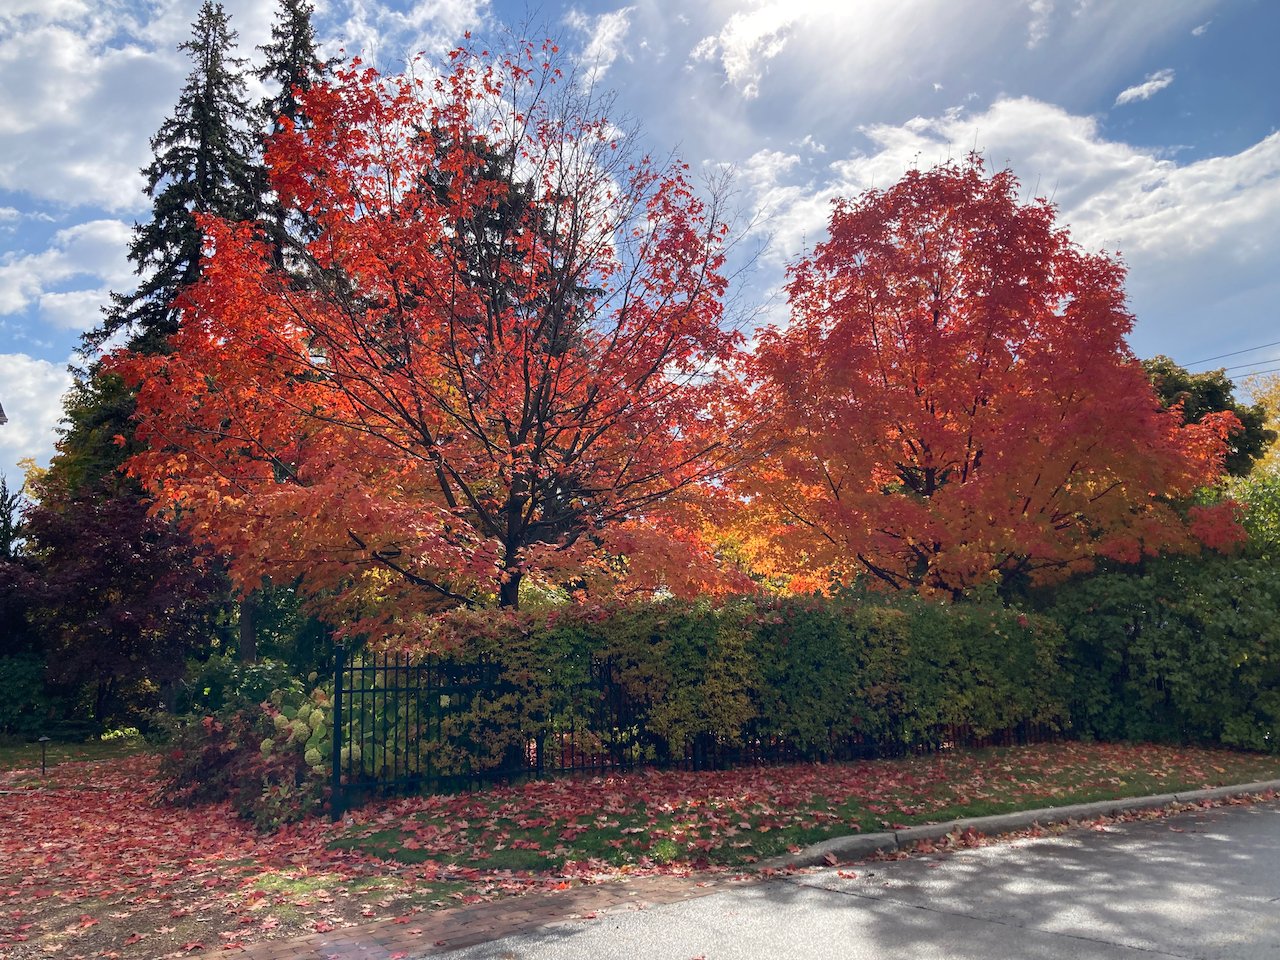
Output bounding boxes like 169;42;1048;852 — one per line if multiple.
761;777;1280;870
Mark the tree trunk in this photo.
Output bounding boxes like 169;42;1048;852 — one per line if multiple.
94;675;114;723
498;571;522;609
238;593;257;663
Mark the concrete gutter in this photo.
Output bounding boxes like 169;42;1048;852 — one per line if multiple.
760;778;1280;871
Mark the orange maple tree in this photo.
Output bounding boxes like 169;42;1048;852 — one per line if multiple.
110;43;747;625
737;159;1241;596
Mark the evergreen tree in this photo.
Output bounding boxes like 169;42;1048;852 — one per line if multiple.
38;3;257;704
39;372;140;498
0;476;22;562
86;0;261;355
257;0;329;137
256;0;333;265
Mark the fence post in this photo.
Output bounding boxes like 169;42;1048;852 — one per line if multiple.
331;643;346;822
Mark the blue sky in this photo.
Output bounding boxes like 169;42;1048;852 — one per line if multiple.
1;0;1278;485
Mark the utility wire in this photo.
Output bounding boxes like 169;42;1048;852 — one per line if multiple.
1217;356;1280;374
1228;364;1280;380
1187;339;1280;367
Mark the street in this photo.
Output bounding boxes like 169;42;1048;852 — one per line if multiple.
445;799;1280;959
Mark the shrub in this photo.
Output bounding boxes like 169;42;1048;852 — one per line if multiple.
161;593;1075;828
1045;550;1280;751
751;594;1065;751
158;683;332;829
381;594;1068;776
174;653;302;715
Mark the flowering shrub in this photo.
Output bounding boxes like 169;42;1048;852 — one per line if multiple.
158;684;332;830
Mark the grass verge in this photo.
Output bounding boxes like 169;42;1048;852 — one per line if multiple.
330;741;1280;870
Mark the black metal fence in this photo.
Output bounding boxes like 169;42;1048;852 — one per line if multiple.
331;647;610;816
329;645;1052;819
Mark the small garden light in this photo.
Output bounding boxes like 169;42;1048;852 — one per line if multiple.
38;736;50;775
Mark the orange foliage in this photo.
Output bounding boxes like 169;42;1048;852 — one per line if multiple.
110;44;746;626
736;158;1238;595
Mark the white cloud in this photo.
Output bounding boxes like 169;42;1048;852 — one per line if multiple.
1026;0;1054;48
0;0;279;212
37;288;113;332
1191;20;1211;36
0;220;132;329
1114;68;1176;106
731;96;1280;356
567;6;635;88
335;0;488;66
691;2;796;99
0;1;90;27
0;353;72;485
670;0;1217;157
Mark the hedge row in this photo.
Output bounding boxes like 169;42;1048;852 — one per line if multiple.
1044;550;1280;751
419;595;1069;764
161;554;1280;828
161;594;1068;825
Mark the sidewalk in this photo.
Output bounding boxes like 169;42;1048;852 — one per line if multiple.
204;778;1280;960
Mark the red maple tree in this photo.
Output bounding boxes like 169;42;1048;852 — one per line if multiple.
111;43;747;626
736;158;1240;595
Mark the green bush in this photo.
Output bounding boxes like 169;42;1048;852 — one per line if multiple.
378;594;1068;776
174;653;302;715
751;594;1065;752
159;593;1076;828
1045;550;1280;751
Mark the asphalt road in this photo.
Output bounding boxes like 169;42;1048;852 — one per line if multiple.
443;798;1280;959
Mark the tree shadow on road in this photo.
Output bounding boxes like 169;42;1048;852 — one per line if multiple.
451;800;1280;959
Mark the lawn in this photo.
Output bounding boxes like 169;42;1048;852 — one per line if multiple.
0;735;150;773
1;742;1277;958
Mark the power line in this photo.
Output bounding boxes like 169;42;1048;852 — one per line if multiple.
1187;339;1280;367
1229;364;1280;380
1218;356;1280;374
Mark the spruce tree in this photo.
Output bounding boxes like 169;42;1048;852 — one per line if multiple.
257;0;333;264
86;0;260;355
257;0;329;137
39;3;258;699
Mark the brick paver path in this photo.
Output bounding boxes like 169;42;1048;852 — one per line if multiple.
198;873;756;959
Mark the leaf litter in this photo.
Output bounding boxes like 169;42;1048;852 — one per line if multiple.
1;742;1277;958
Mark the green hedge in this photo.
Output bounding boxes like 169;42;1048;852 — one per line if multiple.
333;595;1068;783
159;554;1280;831
1044;550;1280;751
159;593;1069;825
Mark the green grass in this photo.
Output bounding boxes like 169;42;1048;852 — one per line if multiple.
329;742;1280;870
329;808;679;871
0;736;151;773
253;871;345;897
